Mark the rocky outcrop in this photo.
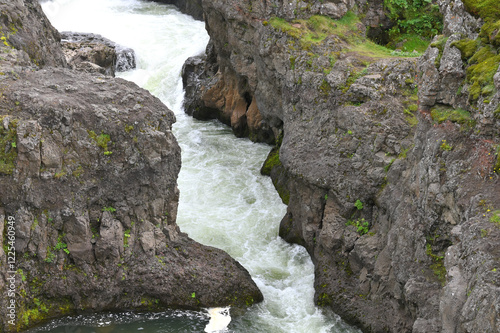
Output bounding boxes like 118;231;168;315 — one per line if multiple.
151;0;204;20
60;32;137;76
0;1;262;332
0;0;67;67
182;0;500;332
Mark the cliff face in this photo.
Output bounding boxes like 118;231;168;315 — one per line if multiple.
0;1;262;332
183;0;500;332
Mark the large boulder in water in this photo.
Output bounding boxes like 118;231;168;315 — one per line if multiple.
61;31;137;76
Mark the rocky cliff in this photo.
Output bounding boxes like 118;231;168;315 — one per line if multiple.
182;0;500;332
0;1;262;332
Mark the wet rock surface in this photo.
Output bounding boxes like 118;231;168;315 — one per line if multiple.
182;0;500;332
0;1;263;332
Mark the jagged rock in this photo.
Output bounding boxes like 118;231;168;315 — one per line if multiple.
0;0;67;67
152;0;204;20
60;32;137;76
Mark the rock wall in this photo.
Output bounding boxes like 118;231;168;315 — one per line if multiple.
0;1;262;332
182;0;500;332
151;0;204;20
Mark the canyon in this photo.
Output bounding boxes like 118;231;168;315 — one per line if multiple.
0;0;499;332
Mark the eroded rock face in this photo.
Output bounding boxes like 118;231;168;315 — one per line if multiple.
182;0;500;332
0;0;67;67
0;1;262;331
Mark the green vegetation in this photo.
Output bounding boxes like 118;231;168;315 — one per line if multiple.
430;36;449;67
490;210;500;226
319;79;331;95
124;229;131;248
354;199;363;210
494;145;500;173
462;0;500;21
261;148;281;175
269;11;361;50
426;243;446;285
317;292;332;306
383;0;442;52
55;235;69;255
269;10;421;70
450;17;500;102
0;116;18;175
88;130;112;155
430;105;475;129
347;218;370;236
102;206;116;213
451;38;479;61
384;0;443;37
440;140;452;151
124;124;134;133
45;249;55;263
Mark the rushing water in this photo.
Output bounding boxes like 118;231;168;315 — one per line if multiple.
36;1;360;332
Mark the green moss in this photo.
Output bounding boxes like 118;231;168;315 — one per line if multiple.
489;210;500;225
450;38;479;60
426;243;446;286
430;35;449;67
87;130;112;154
317;292;332;306
462;0;500;21
430;105;476;129
0;116;18;175
479;20;500;46
494;145;500;173
261;148;281;176
319;79;331;95
466;46;500;100
124;124;134;133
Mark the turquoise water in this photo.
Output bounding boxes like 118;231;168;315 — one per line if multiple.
36;1;360;332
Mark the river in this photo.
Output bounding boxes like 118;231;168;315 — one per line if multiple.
35;1;359;332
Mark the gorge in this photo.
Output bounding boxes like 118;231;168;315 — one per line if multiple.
0;0;499;332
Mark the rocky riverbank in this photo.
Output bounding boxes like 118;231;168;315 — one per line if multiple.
0;1;262;332
182;0;500;332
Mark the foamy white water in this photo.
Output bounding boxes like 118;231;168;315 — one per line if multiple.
40;1;360;332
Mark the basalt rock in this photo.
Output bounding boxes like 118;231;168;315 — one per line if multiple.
61;32;137;76
0;0;67;68
151;0;204;20
182;0;500;332
0;1;263;332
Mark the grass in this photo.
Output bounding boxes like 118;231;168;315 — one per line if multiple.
430;105;475;129
269;11;421;64
269;11;361;50
387;33;431;53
